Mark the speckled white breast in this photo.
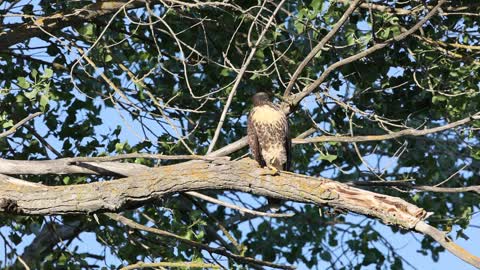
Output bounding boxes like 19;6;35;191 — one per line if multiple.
251;105;285;124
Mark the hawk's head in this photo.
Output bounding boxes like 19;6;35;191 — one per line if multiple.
252;92;271;107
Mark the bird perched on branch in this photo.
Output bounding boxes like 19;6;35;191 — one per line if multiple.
247;92;291;210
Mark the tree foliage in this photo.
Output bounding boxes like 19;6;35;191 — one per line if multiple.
0;0;479;269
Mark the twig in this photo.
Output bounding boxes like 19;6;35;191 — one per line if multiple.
186;191;294;218
15;256;30;270
283;0;362;98
291;0;447;106
0;232;31;270
350;181;480;194
185;194;245;254
0;112;42;138
23;125;62;158
336;0;417;15
116;63;196;154
415;221;480;268
293;112;480;144
105;213;295;270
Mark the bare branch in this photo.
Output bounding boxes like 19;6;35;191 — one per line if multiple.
186;191;294;218
106;212;294;269
0;158;149;176
416;221;480;268
336;0;417;15
283;0;363;98
350;181;480;194
294;113;480;144
291;0;447;107
17;221;85;268
0;112;42;138
208;137;249;158
0;1;147;49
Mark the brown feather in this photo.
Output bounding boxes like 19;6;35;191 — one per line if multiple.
248;103;290;172
247;111;266;167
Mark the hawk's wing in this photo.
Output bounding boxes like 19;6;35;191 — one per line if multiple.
247;111;266;167
284;120;291;171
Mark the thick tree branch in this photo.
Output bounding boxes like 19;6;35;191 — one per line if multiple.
0;158;424;225
0;158;148;176
1;159;479;267
0;1;147;49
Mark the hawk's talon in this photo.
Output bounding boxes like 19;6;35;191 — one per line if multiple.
260;165;280;176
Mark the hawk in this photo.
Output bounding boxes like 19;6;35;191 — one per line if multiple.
247;92;291;209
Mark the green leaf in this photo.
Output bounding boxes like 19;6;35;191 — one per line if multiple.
318;153;337;163
9;233;22;245
294;21;305;34
24;89;38;100
432;95;447;104
346;33;355;46
320;251;332;261
220;68;230;77
185;230;194;240
115;142;130;152
63;176;71;185
31;69;38;79
2;120;13;128
310;0;322;12
255;48;265;59
196;229;205;240
472;149;480;160
79;23;94;38
42;68;53;79
17;77;30;89
40;95;49;111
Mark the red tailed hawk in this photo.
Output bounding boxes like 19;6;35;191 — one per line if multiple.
247;92;291;209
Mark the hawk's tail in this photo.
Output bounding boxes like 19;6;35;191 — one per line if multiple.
268;198;282;212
